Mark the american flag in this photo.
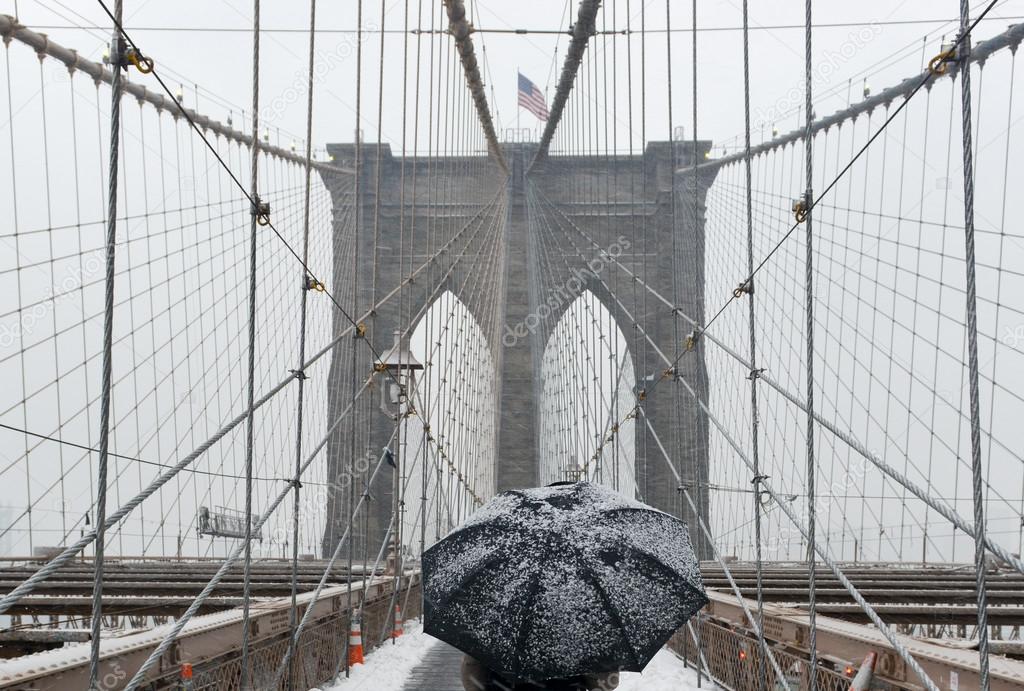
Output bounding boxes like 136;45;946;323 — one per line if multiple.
518;72;549;121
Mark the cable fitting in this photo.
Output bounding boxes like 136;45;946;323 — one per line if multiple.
289;478;303;489
105;37;154;74
751;474;769;485
289;369;308;381
685;329;701;352
747;368;765;381
929;37;966;76
304;275;326;292
792;194;810;224
355;322;367;339
733;279;754;299
124;47;154;74
252;196;271;226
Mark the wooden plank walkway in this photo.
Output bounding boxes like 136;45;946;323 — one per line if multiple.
402;640;465;691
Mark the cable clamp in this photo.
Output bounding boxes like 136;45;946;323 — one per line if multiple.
289;478;303;489
685;329;701;352
751;474;769;485
637;389;647;402
929;37;964;76
252;196;271;226
289;369;308;381
124;47;154;74
355;322;367;339
106;37;154;74
733;278;754;299
792;194;810;224
304;275;326;292
747;368;765;381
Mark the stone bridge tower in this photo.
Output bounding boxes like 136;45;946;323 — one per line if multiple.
318;139;717;560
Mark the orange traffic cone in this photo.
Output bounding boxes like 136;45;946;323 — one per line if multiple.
347;619;364;666
392;604;404;639
849;652;876;690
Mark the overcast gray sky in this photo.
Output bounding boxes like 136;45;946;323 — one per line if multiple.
6;0;1024;153
1;1;1023;563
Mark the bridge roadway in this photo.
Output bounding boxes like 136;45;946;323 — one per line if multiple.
3;560;1024;688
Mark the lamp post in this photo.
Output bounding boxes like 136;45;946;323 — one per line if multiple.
374;331;423;580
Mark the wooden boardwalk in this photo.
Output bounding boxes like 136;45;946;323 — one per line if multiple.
402;640;466;691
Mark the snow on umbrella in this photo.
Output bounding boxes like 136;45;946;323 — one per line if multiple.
422;481;708;683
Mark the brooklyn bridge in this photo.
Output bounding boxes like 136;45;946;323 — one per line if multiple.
0;0;1023;689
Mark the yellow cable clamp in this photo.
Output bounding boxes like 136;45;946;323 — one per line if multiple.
929;40;959;76
685;330;700;352
792;196;809;224
124;48;154;74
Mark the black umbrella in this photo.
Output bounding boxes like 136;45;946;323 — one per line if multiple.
422;481;708;683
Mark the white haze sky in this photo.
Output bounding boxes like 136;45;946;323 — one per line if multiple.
1;1;1023;564
5;0;1024;151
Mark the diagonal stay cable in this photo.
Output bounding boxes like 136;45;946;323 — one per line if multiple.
673;375;940;691
0;182;505;598
529;164;1024;576
638;408;787;685
695;0;1001;341
528;0;1002;481
122;417;395;691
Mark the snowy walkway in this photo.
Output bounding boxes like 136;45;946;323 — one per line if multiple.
401;641;465;690
318;622;718;690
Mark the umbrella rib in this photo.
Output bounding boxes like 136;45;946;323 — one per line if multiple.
511;569;545;681
426;547;510;614
615;541;709;599
574;553;645;671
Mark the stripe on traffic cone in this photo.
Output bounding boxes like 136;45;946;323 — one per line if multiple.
347;619;364;666
392;604;404;638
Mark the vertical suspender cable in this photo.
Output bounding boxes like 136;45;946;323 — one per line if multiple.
664;0;683;523
283;0;318;686
689;1;704;685
90;2;124;687
957;1;991;687
802;0;818;686
346;2;364;675
740;2;767;689
240;0;262;686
